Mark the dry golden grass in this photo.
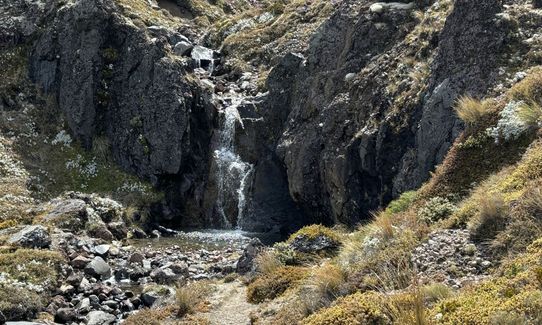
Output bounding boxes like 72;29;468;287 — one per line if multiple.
176;280;214;317
254;250;284;275
455;96;493;125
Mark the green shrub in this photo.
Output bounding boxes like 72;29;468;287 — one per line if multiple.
247;266;308;303
417;197;457;224
385;191;417;215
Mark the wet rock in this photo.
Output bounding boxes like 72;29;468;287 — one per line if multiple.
7;225;51;248
84;257;111;279
0;311;5;324
54;308;76;323
191;45;218;69
236;238;264;275
85;311;116;325
174;41;193;56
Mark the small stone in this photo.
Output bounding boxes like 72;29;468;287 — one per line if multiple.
59;284;75;295
94;244;110;256
128;252;145;264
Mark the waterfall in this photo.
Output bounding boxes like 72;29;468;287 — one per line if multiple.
214;98;254;229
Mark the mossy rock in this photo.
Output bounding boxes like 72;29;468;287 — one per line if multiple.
287;225;341;255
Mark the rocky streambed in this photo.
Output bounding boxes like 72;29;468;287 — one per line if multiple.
0;193;268;325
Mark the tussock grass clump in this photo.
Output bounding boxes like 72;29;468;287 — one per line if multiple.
518;101;542;127
247;266;308;303
176;281;213;316
468;194;508;242
455;96;493;125
254;250;284;274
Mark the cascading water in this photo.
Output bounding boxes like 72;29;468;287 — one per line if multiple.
214;98;254;229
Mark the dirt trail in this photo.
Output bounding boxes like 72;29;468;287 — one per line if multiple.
201;280;257;325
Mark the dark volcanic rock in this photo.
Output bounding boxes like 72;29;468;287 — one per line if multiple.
289;234;340;254
30;0;215;226
236;238;264;275
252;0;510;225
7;225;51;248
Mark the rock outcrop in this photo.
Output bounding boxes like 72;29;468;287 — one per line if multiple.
29;0;215;225
240;0;511;225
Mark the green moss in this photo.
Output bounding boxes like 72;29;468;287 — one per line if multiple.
287;225;341;243
247;266;308;303
301;291;390;325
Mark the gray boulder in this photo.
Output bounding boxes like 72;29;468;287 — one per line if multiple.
7;225;51;248
84;257;111;279
236;238;264;275
85;311;116;325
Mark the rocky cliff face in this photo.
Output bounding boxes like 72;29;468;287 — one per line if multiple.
241;0;513;225
29;0;216;225
6;0;518;231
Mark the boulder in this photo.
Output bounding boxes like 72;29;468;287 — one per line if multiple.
84;257;112;279
289;234;340;254
107;222;128;239
42;199;87;231
236;238;264;275
54;308;76;324
7;225;51;248
174;41;193;56
85;311;116;325
150;267;179;284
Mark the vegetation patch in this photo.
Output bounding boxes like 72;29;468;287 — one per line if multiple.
0;248;66;290
247;266;308;303
0;285;43;321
